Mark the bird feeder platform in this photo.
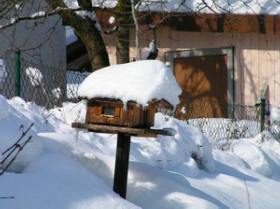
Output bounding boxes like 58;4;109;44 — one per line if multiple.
72;122;175;137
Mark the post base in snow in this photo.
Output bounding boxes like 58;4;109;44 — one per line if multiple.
71;122;175;199
113;133;131;198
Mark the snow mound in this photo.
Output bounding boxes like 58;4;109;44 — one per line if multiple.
58;102;215;173
0;96;43;173
0;96;140;209
230;133;280;179
3;97;280;209
78;60;181;107
0;95;10;120
130;113;215;172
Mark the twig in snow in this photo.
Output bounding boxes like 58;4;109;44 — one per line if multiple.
0;136;33;175
2;123;34;155
0;196;15;199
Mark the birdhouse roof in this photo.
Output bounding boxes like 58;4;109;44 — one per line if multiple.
78;60;181;107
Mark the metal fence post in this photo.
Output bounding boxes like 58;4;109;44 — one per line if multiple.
15;51;21;97
260;98;266;132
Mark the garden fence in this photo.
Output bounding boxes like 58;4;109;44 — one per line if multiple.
0;54;88;107
186;104;261;141
0;52;279;141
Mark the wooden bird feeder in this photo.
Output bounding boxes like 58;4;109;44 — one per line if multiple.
72;97;175;198
85;97;173;129
72;60;180;199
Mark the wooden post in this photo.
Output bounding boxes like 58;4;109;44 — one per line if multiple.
260;98;266;132
113;133;131;198
15;51;21;97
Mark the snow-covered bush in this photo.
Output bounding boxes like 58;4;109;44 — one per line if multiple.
25;67;43;87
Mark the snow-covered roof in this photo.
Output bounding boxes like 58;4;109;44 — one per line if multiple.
138;0;280;15
78;60;181;107
64;0;280;15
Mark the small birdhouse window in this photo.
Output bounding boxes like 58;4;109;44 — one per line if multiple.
102;106;115;117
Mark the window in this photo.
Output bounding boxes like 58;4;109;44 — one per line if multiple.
102;106;115;117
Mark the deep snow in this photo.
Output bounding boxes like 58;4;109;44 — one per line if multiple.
1;96;280;209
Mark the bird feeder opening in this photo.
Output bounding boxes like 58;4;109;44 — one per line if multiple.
102;106;115;117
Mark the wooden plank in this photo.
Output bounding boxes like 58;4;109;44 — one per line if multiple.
71;122;175;137
113;133;131;198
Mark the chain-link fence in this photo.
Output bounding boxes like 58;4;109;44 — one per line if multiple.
270;107;280;140
0;54;88;108
0;52;279;141
187;104;261;141
66;70;89;102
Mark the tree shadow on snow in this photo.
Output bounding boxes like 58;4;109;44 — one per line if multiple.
203;161;259;182
127;162;231;209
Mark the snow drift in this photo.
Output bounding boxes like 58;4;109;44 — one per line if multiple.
1;96;280;209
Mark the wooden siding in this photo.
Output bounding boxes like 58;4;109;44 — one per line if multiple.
104;26;280;107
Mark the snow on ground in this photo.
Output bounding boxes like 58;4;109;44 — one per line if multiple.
78;60;181;107
1;96;280;209
0;97;139;209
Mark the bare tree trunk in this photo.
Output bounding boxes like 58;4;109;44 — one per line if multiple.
115;0;132;64
74;22;110;70
47;0;110;71
131;0;141;60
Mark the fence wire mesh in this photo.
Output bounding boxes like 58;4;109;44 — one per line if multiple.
270;107;280;140
66;70;89;102
0;55;88;108
187;104;261;141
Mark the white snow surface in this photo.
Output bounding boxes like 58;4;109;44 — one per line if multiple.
78;60;181;107
1;96;280;209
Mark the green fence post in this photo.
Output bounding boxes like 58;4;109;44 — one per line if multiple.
15;51;21;97
260;98;266;132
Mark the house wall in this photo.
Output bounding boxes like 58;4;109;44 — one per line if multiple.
105;26;280;107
